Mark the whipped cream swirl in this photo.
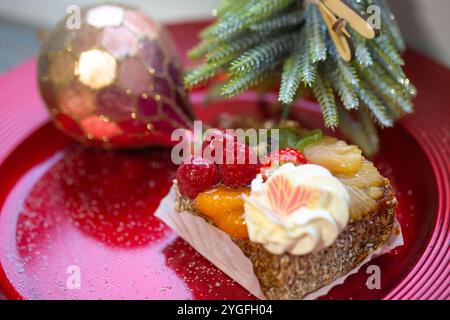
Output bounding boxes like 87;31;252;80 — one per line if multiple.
244;163;349;255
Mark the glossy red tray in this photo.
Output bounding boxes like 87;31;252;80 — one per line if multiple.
0;22;448;300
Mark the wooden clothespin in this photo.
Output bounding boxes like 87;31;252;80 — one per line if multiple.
310;0;378;62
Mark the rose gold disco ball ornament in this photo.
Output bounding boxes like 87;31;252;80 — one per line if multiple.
38;3;194;148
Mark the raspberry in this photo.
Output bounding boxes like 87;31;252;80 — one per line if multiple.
202;128;239;164
176;156;220;199
218;141;259;188
260;148;308;178
202;128;236;150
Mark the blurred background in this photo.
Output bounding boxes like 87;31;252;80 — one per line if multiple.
0;0;450;72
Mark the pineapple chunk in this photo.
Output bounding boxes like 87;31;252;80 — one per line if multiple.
304;136;363;175
346;186;378;220
336;159;384;189
303;136;386;220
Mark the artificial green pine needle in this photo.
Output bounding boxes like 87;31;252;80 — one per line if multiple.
206;32;263;63
186;0;414;146
230;33;298;76
215;0;249;18
368;40;406;84
247;0;296;24
335;58;359;86
212;5;253;40
374;34;404;67
188;41;211;60
305;5;327;63
357;81;394;127
222;61;280;97
250;8;305;33
351;31;373;67
359;63;413;113
184;57;232;89
279;49;303;104
312;72;339;128
297;38;318;86
330;70;359;110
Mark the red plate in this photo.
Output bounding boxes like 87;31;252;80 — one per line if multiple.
0;22;448;300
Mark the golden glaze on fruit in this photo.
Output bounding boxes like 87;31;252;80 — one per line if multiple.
304;137;385;221
195;186;250;239
304;137;363;175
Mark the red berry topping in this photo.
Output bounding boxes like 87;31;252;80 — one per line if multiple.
202;128;238;163
218;141;259;188
260;148;308;177
176;156;220;199
202;128;236;149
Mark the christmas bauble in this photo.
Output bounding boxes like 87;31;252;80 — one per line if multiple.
38;4;194;148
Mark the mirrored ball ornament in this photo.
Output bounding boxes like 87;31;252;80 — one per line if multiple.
38;4;194;148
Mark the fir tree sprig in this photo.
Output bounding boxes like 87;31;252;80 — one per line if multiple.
357;80;393;127
351;30;374;67
279;41;306;104
250;8;305;34
230;33;298;76
246;0;296;24
185;0;415;147
222;60;281;97
305;5;327;63
206;32;263;63
313;68;339;128
358;62;413;114
331;69;359;110
184;57;232;89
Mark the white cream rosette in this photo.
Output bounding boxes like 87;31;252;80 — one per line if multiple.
244;163;350;255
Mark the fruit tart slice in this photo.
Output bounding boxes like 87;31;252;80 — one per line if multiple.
155;125;402;300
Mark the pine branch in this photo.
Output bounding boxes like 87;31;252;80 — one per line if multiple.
351;30;373;67
327;46;359;109
193;0;301;61
279;41;308;104
184;57;231;89
188;39;213;60
199;25;217;41
293;28;319;87
211;2;255;41
211;0;294;41
229;32;297;76
207;32;263;63
312;70;339;128
305;5;327;63
358;63;413;113
200;1;250;40
216;0;249;18
221;61;280;97
186;0;413;133
368;40;406;84
250;8;305;34
357;81;394;127
330;68;359;110
402;79;417;98
374;33;404;67
335;56;359;86
246;0;296;24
